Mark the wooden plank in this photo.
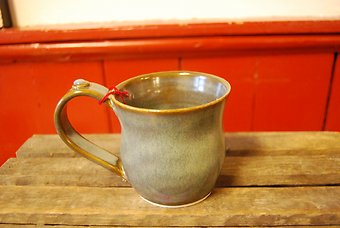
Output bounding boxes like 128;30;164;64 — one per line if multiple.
15;134;120;158
226;132;340;155
0;226;97;228
15;132;340;158
0;157;126;187
1;153;339;187
0;226;217;228
0;225;336;228
0;185;339;226
0;226;101;228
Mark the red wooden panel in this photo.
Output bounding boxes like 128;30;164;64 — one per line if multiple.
326;56;340;131
1;35;340;62
254;53;333;130
182;53;333;131
2;21;340;45
104;58;179;132
182;56;256;131
0;61;109;165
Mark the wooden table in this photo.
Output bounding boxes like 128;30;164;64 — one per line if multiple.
1;132;340;227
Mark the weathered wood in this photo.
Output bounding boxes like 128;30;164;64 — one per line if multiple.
225;132;340;155
0;225;336;228
15;134;120;158
1;154;339;187
0;226;106;228
3;132;340;227
0;225;215;228
0;226;100;228
0;226;216;228
0;185;339;226
15;132;340;158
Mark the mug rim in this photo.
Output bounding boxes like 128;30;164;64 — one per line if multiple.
112;71;231;114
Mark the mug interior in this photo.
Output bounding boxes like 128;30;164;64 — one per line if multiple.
118;71;230;111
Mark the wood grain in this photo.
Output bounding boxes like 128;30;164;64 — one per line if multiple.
0;223;334;228
0;185;339;226
2;132;339;227
226;132;340;155
0;224;336;228
15;134;120;158
15;132;340;158
1;154;339;187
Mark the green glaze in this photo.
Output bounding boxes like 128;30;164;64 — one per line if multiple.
54;71;231;207
114;71;230;206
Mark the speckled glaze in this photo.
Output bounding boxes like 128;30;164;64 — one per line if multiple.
112;71;231;206
54;71;231;207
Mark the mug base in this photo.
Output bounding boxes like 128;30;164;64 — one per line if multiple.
140;192;211;208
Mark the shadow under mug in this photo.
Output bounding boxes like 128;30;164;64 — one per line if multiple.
54;71;231;208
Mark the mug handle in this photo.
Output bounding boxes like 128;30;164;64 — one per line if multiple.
54;79;126;180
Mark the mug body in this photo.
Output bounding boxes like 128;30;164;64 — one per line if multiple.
113;71;231;207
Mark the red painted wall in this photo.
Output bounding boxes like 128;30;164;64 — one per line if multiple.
182;53;334;131
326;56;340;131
0;21;339;165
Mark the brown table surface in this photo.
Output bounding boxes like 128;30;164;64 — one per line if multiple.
0;132;340;227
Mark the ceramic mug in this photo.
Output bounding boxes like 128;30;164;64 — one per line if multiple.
54;71;231;207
